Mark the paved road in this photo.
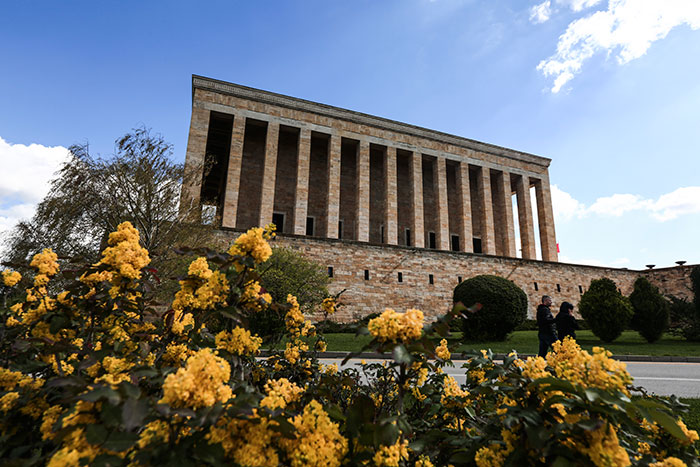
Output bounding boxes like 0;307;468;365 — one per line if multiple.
319;358;700;398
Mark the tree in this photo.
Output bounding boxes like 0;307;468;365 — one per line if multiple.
1;127;213;298
249;247;331;342
629;277;669;343
579;277;633;343
454;275;527;342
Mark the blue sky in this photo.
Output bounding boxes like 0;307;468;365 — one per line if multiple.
1;0;699;269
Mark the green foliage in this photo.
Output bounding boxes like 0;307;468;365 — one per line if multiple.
668;296;700;341
629;277;670;343
579;277;633;343
453;274;527;341
251;247;330;342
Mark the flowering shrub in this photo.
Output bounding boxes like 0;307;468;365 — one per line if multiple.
0;222;698;466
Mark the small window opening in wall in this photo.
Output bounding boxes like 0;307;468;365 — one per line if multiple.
272;212;285;232
556;284;561;292
338;220;343;239
451;235;460;251
405;228;412;246
380;225;385;244
327;267;333;278
398;272;403;283
429;274;434;285
364;270;370;280
578;285;583;294
429;232;436;249
306;217;315;236
534;282;539;291
473;237;482;254
458;276;463;283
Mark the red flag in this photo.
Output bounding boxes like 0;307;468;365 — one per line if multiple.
556;243;560;253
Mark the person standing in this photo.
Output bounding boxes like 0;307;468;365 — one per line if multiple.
555;301;579;341
537;295;557;358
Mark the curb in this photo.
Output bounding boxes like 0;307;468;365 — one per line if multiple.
260;350;700;363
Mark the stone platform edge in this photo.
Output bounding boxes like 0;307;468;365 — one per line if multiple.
259;350;700;363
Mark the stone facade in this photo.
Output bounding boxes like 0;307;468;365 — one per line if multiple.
183;75;694;321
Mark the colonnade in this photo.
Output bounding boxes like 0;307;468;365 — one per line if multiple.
181;108;558;262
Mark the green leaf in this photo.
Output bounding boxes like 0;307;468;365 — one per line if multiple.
102;431;140;452
374;421;400;447
392;344;412;365
121;398;148;431
552;457;573;467
81;386;121;405
648;409;688;440
85;424;109;445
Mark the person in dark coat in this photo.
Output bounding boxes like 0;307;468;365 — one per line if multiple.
555;302;579;341
536;295;557;358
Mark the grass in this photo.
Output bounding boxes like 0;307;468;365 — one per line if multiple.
321;330;700;357
681;398;700;433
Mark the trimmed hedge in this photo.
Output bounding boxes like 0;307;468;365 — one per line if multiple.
579;277;633;343
630;277;669;343
454;274;527;341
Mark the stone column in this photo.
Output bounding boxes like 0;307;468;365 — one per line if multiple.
514;174;536;259
535;176;558;261
293;128;312;235
356;140;370;242
258;121;279;227
500;171;517;257
456;162;473;252
221;114;246;228
325;134;341;239
179;106;209;221
435;156;450;250
477;166;496;255
383;146;398;245
410;151;425;248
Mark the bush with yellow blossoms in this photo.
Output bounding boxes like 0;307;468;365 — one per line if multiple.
0;221;698;466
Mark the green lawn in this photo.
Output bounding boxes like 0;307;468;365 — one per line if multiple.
681;398;700;433
321;330;700;357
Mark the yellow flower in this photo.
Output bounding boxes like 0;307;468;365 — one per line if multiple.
96;221;150;280
260;378;304;410
279;400;348;467
368;308;425;343
207;413;278;466
137;420;170;448
435;339;451;360
227;225;274;265
322;297;337;315
284;341;308;365
172;257;229;312
170;310;195;335
650;458;688;467
162;343;194;365
285;294;305;337
577;423;630;467
0;392;20;411
415;455;435;467
2;269;21;287
441;375;470;407
160;348;233;409
373;439;409;467
215;327;262;356
30;248;59;276
240;280;270;312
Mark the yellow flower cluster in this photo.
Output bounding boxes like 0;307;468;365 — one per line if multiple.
577;423;630;466
321;297;337;315
278;400;348;467
240;280;272;312
172;257;230;312
96;221;150;280
441;375;470;407
162;343;194;366
285;294;306;337
650;458;688;467
2;269;21;287
0;392;20;411
284;341;309;365
170;310;195;335
415;455;435;467
207;414;278;466
260;378;304;410
547;337;632;395
368;308;425;343
215;327;262;356
373;438;409;467
137;420;170;448
0;368;44;391
160;348;232;409
435;339;451;360
30;248;60;276
227;224;275;265
475;429;517;467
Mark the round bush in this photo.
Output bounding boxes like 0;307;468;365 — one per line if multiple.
579;277;633;343
454;274;527;341
629;277;669;343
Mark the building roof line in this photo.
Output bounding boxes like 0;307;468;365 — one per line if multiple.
192;74;551;169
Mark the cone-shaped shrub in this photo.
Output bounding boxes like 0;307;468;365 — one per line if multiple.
630;277;669;343
454;274;527;341
579;277;633;342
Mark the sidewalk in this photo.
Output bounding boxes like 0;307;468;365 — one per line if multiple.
260;350;700;363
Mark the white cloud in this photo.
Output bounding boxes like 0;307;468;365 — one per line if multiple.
536;0;700;92
530;1;552;24
552;185;700;222
560;0;604;12
649;186;700;221
0;137;70;254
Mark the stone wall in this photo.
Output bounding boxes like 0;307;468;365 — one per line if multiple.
218;229;695;322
